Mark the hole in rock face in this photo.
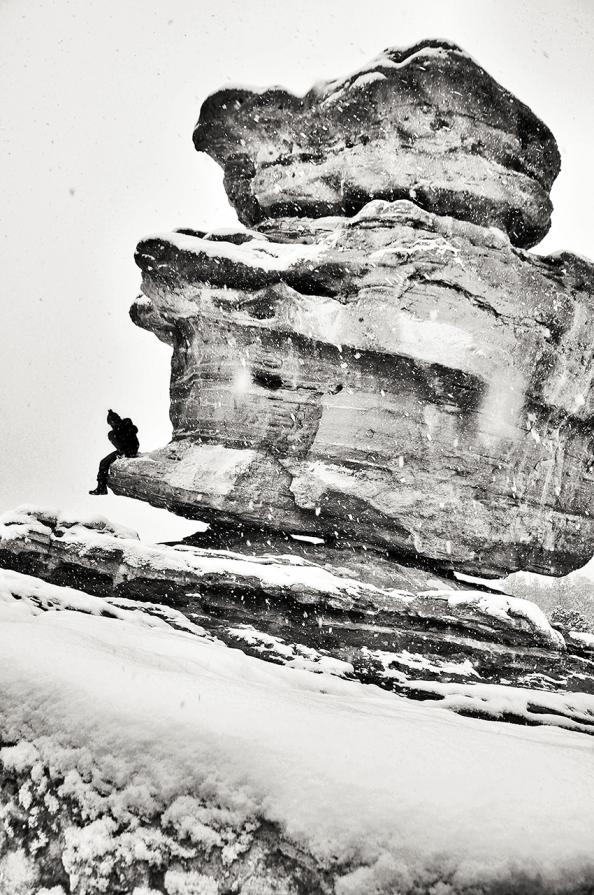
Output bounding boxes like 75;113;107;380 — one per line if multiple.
286;277;338;298
253;370;283;390
246;295;277;319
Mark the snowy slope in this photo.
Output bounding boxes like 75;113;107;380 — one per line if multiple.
1;575;594;894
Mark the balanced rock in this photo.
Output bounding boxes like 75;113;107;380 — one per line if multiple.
113;199;594;576
194;40;560;247
110;43;594;578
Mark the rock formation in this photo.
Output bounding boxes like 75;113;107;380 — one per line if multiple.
194;40;560;248
4;506;594;738
3;42;594;894
110;40;594;579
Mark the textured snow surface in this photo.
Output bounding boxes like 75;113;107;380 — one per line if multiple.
0;568;209;638
0;505;140;542
361;647;479;680
1;575;594;892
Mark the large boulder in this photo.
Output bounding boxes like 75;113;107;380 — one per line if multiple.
112;200;594;576
194;40;560;247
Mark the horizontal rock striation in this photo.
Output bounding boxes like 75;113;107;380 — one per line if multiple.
2;510;593;892
5;507;594;734
113;200;594;576
2;560;593;895
194;40;560;247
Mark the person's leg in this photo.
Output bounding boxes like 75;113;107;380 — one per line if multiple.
89;451;119;495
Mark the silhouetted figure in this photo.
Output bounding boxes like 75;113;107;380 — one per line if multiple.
89;409;139;495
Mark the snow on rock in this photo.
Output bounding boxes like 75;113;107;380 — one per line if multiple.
568;630;594;650
405;679;594;736
5;507;594;731
143;227;325;274
1;562;589;737
0;567;129;621
421;588;566;650
472;562;594;628
0;567;209;638
194;40;559;247
226;624;355;677
115;192;594;578
0;505;139;543
361;647;479;680
1;582;594;894
0;505;414;609
0;507;573;656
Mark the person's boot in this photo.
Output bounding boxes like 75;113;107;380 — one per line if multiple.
89;486;108;495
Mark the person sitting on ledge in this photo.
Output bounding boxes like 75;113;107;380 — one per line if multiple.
89;409;139;495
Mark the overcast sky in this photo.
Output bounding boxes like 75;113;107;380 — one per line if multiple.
1;0;593;542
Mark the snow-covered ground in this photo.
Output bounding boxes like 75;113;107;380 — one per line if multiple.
1;571;594;893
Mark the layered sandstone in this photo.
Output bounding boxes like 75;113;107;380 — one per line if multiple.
107;42;594;578
194;40;560;247
112;200;594;576
5;507;594;734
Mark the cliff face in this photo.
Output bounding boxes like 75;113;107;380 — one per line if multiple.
110;41;594;578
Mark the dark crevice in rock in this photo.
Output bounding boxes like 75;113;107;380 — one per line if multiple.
253;370;284;390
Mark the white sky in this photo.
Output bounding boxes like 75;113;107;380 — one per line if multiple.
1;0;593;542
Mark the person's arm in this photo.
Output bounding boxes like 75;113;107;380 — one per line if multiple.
108;429;122;451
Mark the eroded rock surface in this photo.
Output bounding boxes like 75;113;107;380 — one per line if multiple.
113;201;594;576
99;41;594;580
2;509;593;893
4;507;594;737
194;40;560;247
2;564;593;895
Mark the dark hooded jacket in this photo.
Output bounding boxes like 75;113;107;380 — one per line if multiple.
107;410;139;457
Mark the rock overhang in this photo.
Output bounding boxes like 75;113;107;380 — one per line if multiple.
116;198;594;577
111;43;594;579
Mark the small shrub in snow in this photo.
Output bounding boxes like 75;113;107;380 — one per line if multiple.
550;606;592;634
